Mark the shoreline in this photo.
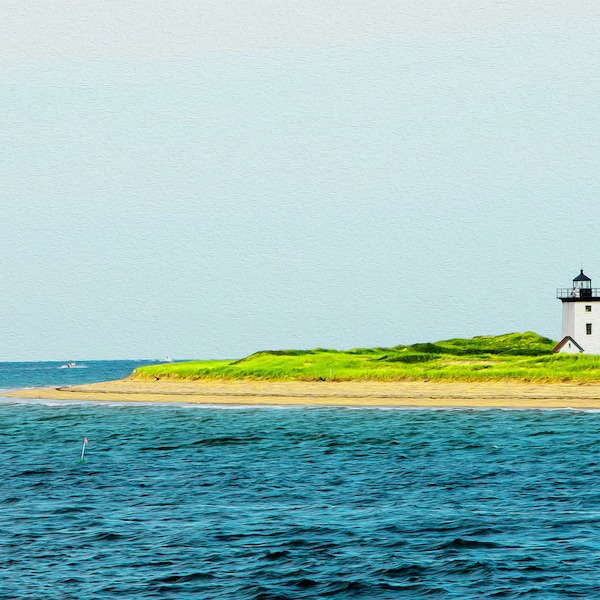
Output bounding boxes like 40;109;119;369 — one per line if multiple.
5;379;600;409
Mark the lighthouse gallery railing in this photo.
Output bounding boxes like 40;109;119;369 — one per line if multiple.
556;288;600;299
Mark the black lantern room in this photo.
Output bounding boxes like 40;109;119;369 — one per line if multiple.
573;270;592;297
557;270;599;300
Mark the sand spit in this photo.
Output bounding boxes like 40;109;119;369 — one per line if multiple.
4;379;600;408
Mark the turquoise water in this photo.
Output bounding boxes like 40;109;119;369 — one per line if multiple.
2;363;600;598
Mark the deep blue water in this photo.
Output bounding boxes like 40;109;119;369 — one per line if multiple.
2;363;600;598
0;359;162;392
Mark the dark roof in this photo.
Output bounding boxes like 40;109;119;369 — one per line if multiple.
552;336;585;353
574;269;591;282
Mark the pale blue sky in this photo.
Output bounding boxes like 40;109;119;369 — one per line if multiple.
1;2;600;360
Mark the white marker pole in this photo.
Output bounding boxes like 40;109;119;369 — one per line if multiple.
80;437;88;462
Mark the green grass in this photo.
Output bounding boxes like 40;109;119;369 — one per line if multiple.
130;331;600;383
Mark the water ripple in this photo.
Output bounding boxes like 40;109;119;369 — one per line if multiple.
2;405;600;598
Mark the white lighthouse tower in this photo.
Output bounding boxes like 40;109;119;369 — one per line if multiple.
555;270;600;354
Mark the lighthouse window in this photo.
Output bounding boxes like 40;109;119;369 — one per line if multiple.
586;305;592;312
587;323;593;335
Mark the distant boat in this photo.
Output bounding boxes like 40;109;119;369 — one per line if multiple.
162;356;173;363
59;361;77;369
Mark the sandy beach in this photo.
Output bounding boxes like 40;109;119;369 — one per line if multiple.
4;378;600;408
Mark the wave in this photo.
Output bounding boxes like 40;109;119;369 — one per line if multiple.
2;403;600;598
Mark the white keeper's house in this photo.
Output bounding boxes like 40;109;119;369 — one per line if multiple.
555;270;600;354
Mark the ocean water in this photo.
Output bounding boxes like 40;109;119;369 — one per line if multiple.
0;359;161;392
1;363;600;598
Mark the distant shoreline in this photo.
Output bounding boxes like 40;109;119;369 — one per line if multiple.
4;379;600;409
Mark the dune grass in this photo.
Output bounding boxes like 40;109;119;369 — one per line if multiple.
131;332;600;383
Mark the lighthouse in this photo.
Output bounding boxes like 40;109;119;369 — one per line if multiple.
555;270;600;353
